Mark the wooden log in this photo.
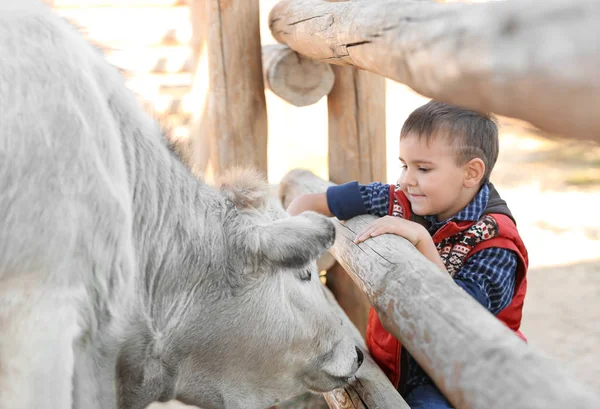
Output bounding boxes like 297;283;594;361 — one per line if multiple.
206;0;268;178
269;0;600;143
279;168;600;409
325;31;386;340
262;44;335;107
327;66;386;185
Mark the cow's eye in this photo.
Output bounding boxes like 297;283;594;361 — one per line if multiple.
299;270;312;282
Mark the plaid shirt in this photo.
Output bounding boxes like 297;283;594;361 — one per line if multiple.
357;182;518;390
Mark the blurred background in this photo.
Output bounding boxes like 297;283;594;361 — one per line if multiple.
48;0;600;393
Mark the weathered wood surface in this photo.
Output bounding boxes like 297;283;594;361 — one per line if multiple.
280;169;600;409
206;0;268;177
262;44;335;107
327;66;386;185
269;0;600;142
325;24;386;341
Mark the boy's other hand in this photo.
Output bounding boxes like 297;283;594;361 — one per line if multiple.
354;216;428;246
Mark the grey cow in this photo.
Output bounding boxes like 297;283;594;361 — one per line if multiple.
0;1;363;409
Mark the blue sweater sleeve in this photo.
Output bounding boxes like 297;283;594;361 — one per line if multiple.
454;248;518;314
326;181;391;220
326;181;368;220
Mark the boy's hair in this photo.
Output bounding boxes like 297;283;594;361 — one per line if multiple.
400;100;499;183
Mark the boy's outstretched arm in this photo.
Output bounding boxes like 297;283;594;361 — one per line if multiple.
286;193;333;217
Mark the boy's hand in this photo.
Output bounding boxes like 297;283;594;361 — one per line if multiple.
355;216;447;272
354;216;428;247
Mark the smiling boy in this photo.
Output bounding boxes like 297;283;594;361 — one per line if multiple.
287;101;529;408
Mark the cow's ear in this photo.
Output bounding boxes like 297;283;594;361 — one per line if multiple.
246;211;336;270
218;167;269;210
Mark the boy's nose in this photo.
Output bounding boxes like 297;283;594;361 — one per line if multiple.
399;172;416;187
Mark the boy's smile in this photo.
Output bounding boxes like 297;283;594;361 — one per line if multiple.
398;132;482;222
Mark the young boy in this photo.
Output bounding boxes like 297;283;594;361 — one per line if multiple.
287;101;529;408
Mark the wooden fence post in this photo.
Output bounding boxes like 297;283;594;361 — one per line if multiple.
324;12;386;337
206;0;268;178
186;0;211;177
327;66;387;185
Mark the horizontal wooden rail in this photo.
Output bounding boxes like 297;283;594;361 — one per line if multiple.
269;0;600;142
279;169;600;409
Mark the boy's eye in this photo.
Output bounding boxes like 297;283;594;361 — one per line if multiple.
418;167;430;172
400;164;408;170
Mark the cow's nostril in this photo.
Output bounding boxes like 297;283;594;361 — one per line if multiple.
355;346;364;368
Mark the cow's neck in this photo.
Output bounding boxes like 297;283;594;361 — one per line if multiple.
129;133;227;283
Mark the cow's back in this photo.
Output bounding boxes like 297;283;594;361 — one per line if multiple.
0;2;135;407
0;0;133;282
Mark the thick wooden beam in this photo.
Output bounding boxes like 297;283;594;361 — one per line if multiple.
207;0;268;178
279;169;600;409
327;66;386;185
325;55;385;339
262;44;335;107
269;0;600;143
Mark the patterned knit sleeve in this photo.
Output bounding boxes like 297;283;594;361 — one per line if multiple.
454;248;518;314
358;182;391;217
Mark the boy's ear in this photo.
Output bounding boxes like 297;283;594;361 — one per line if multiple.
464;158;485;188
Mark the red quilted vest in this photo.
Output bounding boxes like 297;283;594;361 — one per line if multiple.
366;187;529;389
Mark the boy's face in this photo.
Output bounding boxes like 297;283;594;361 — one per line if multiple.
398;132;470;221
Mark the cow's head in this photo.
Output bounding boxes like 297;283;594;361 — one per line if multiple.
116;169;363;409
